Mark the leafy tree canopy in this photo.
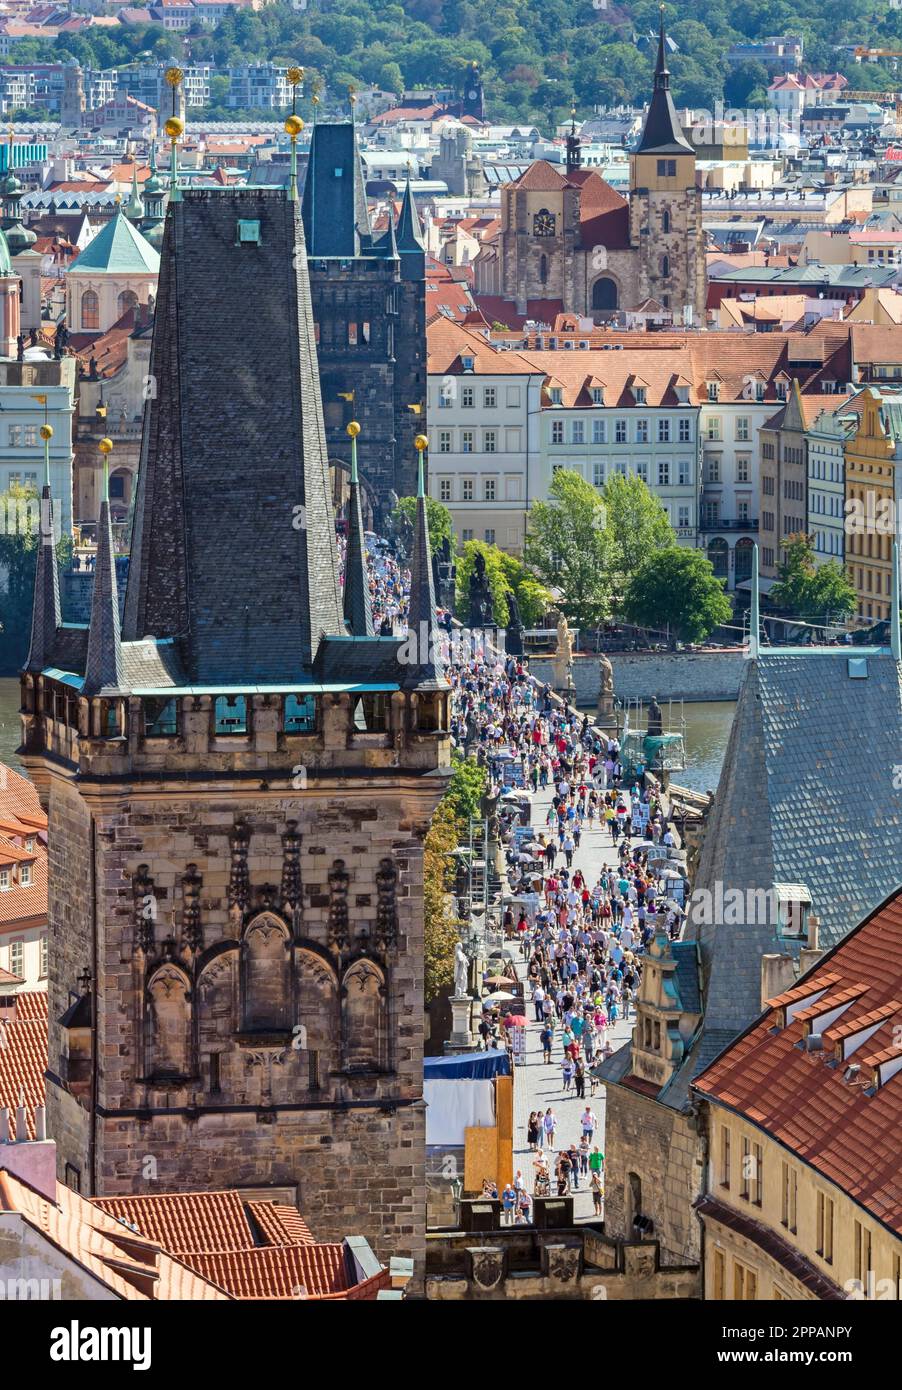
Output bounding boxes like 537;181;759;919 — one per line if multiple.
622;546;732;647
524;468;615;630
770;533;857;622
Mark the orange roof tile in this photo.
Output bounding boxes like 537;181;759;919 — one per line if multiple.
0;991;47;1139
694;886;902;1236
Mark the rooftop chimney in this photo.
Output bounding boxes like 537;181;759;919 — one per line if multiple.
0;1106;57;1202
761;952;796;1010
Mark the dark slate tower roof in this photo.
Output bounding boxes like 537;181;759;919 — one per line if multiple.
636;16;694;156
24;486;60;674
301;121;371;258
123;188;345;684
396;177;426;254
343;434;373;637
403;449;444;690
82;497;124;697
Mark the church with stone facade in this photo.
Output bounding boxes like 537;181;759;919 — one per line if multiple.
494;23;707;326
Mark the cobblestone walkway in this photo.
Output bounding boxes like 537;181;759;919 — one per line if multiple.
509;781;636;1221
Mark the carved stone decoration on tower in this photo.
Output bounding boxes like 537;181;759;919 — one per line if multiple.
227;818;251;918
374;857;399;951
133;863;156;954
327;858;350;952
280;820;302;915
180;862;203;951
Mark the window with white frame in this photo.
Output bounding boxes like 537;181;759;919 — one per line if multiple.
571;420;585;444
550;387;562;404
677;504;690;528
678;417;692;442
636;459;649;483
462;478;474;500
0;867;9;890
735;416;750;442
636;419;649;443
484;478;496;501
19;863;31;886
614;419;627;443
40;936;47;977
658;460;670;486
483;387;496;409
706;417;722;441
439;478;452;501
484;430;497;453
736;454;750;483
658;418;671;442
593;461;605;488
484;528;495;544
462;528;473;542
591;387;603;405
705;455;721;483
592;419;606;444
551;420;564;444
24;426;37;447
462;431;474;454
8;425;21;447
9;940;23;976
634;387;647;404
461;386;475;408
707;381;720;401
677;459;690;486
438;430;452;454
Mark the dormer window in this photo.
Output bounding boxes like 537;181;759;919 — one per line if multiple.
776;379;788;400
461;355;474;372
550;387;562;405
20;864;31;887
635;387;647;404
675;385;689;404
774;883;812;938
707;381;720;401
0;868;9;891
25;838;34;853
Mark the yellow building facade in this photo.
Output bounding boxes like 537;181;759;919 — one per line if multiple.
844;386;902;623
699;1108;902;1300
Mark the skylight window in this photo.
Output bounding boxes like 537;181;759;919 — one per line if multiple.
237;219;261;245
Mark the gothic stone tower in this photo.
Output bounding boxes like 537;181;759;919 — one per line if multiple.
629;19;706;324
302;122;426;514
20;186;450;1275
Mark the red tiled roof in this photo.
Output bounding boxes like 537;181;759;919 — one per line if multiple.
91;1189;303;1255
0;991;47;1139
694;886;902;1236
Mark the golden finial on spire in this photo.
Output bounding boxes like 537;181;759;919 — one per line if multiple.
287;66;303;87
165;66;183;89
346;421;361;437
414;434;428;452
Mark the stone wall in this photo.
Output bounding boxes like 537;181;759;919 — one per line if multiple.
601;1080;702;1267
44;781;436;1279
529;649;745;704
61;557;129;625
425;1226;699;1300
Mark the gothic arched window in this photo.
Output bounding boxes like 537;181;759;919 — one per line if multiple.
341;959;388;1072
81;289;99;330
146;964;191;1079
660;255;671;279
117;288;138;318
241;913;291;1032
662;209;671;233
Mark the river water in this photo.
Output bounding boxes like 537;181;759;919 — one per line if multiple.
0;678;21;772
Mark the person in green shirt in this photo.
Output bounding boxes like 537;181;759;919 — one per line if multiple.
588;1146;604;1176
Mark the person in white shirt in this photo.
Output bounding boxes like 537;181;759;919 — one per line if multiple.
581;1107;598;1140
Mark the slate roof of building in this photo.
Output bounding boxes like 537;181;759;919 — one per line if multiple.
68;204;159;275
694;886;902;1237
301;120;371;258
0;991;47;1139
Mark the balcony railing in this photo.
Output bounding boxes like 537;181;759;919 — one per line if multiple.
699;518;759;532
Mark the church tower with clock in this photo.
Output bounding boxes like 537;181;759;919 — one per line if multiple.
495;16;705;324
20;168;450;1275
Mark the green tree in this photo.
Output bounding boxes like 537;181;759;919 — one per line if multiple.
623;547;732;647
770;533;857;621
523;468;615;629
391;494;453;557
423;754;486;1005
602;473;676;594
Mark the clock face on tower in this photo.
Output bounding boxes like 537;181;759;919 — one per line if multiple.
467;89;478;100
533;209;556;237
